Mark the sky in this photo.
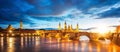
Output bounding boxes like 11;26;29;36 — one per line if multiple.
0;0;120;33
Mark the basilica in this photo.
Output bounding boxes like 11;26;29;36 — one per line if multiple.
58;21;79;32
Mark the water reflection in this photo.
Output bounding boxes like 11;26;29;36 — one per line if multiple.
81;42;87;52
96;43;100;52
0;37;4;52
7;37;15;52
0;37;120;52
88;43;92;52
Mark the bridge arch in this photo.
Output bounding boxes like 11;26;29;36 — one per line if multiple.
79;35;90;41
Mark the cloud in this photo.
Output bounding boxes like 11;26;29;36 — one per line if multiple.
0;0;34;26
98;8;120;18
29;8;94;22
87;1;120;19
108;25;118;28
0;0;120;29
80;27;96;31
88;2;120;14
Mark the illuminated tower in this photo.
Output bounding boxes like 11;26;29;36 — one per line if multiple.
20;20;23;29
116;25;120;33
76;23;79;32
68;25;70;31
64;21;67;30
70;24;73;31
58;22;61;30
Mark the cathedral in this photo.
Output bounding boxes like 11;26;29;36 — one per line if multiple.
58;21;79;32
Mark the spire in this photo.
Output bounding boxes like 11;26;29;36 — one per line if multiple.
64;21;67;30
58;22;61;30
68;25;70;30
70;24;73;30
76;23;79;32
20;20;23;29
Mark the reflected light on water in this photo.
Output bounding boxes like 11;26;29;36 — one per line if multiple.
0;37;4;50
113;44;117;52
75;42;78;52
7;37;15;52
88;43;92;52
108;44;112;52
21;37;24;48
25;37;28;47
57;42;60;48
0;36;120;52
34;37;40;52
96;43;100;52
35;37;40;46
68;38;70;42
57;38;61;43
49;37;52;43
81;42;87;52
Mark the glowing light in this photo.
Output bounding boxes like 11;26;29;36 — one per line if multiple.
92;23;112;36
97;26;109;34
21;34;23;36
97;43;100;52
81;42;87;52
9;30;12;33
7;37;15;52
1;37;4;48
21;37;24;48
57;38;61;43
49;37;52;43
68;38;70;42
113;45;117;52
11;34;15;36
35;37;40;46
88;43;92;52
36;30;39;34
1;34;3;36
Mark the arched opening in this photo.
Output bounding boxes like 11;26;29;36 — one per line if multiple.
79;35;90;41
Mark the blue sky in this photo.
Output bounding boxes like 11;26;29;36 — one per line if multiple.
0;0;120;32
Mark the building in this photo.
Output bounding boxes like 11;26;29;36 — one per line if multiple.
20;20;23;29
58;21;79;32
116;25;120;33
0;20;37;36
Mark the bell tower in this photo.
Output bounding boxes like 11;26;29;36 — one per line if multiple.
20;20;23;29
76;23;79;32
64;21;67;30
58;22;61;30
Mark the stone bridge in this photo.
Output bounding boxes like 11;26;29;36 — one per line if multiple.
39;30;99;41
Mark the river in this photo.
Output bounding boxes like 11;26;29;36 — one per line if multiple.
0;36;120;52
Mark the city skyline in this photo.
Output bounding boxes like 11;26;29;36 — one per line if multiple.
0;0;120;33
1;1;120;52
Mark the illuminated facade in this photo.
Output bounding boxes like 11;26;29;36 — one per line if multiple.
64;21;67;30
58;21;79;32
20;20;23;29
58;22;61;30
116;25;120;33
76;23;79;32
6;24;14;33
